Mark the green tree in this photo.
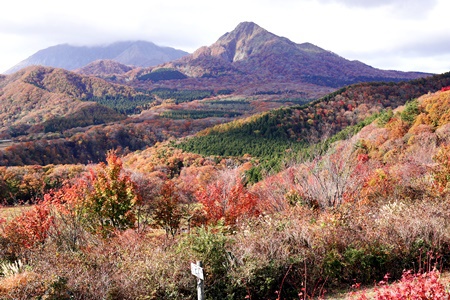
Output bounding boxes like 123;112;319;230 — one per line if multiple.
400;99;420;125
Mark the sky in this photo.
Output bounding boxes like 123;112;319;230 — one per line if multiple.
1;0;450;74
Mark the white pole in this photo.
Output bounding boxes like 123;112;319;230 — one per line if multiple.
197;260;205;300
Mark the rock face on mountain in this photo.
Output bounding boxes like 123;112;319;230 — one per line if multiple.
162;22;429;87
5;41;189;74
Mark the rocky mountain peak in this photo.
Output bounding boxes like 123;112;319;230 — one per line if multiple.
206;21;277;62
218;21;268;42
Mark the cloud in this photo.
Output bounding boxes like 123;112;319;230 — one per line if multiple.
400;37;450;57
339;29;450;74
360;51;450;74
314;0;437;9
0;0;449;74
314;0;439;17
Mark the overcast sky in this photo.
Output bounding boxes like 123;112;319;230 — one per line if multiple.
1;0;449;74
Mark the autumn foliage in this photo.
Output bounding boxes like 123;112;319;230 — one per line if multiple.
82;151;140;233
376;271;450;299
2;198;55;249
196;170;260;225
352;270;450;300
1;150;140;251
4;87;450;298
152;180;183;237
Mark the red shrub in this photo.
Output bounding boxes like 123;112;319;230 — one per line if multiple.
375;270;449;299
353;270;450;300
2;199;54;248
196;172;260;225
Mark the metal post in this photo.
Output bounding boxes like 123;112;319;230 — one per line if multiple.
197;261;205;300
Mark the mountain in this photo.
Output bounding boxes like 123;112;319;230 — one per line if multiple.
2;21;450;300
4;41;189;74
0;21;443;167
159;22;429;89
0;65;237;165
0;65;160;138
75;60;134;76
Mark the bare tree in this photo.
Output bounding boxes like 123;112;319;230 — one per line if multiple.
293;137;367;208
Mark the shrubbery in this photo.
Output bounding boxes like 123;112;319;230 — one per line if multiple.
2;194;450;299
350;270;450;299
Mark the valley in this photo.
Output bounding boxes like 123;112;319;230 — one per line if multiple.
1;21;450;299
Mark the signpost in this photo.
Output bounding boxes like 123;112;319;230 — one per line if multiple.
191;261;205;300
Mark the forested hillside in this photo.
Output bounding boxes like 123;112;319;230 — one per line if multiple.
0;66;242;165
0;66;157;138
178;72;450;159
0;117;228;166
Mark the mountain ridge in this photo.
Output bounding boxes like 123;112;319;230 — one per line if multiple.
4;41;189;74
75;60;133;76
176;71;450;164
5;22;432;98
0;65;158;138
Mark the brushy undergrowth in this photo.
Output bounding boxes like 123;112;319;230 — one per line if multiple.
2;195;450;299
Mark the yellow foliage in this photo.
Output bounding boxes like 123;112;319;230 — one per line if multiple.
409;113;432;134
383;149;398;164
385;117;409;140
422;90;450;128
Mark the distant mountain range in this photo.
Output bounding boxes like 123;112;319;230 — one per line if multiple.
5;41;189;74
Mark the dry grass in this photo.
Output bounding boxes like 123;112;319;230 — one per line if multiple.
0;205;32;221
0;271;41;295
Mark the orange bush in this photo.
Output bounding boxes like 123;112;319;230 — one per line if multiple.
432;144;450;194
360;168;398;203
2;199;54;248
385;117;409;140
82;151;141;233
196;172;260;225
